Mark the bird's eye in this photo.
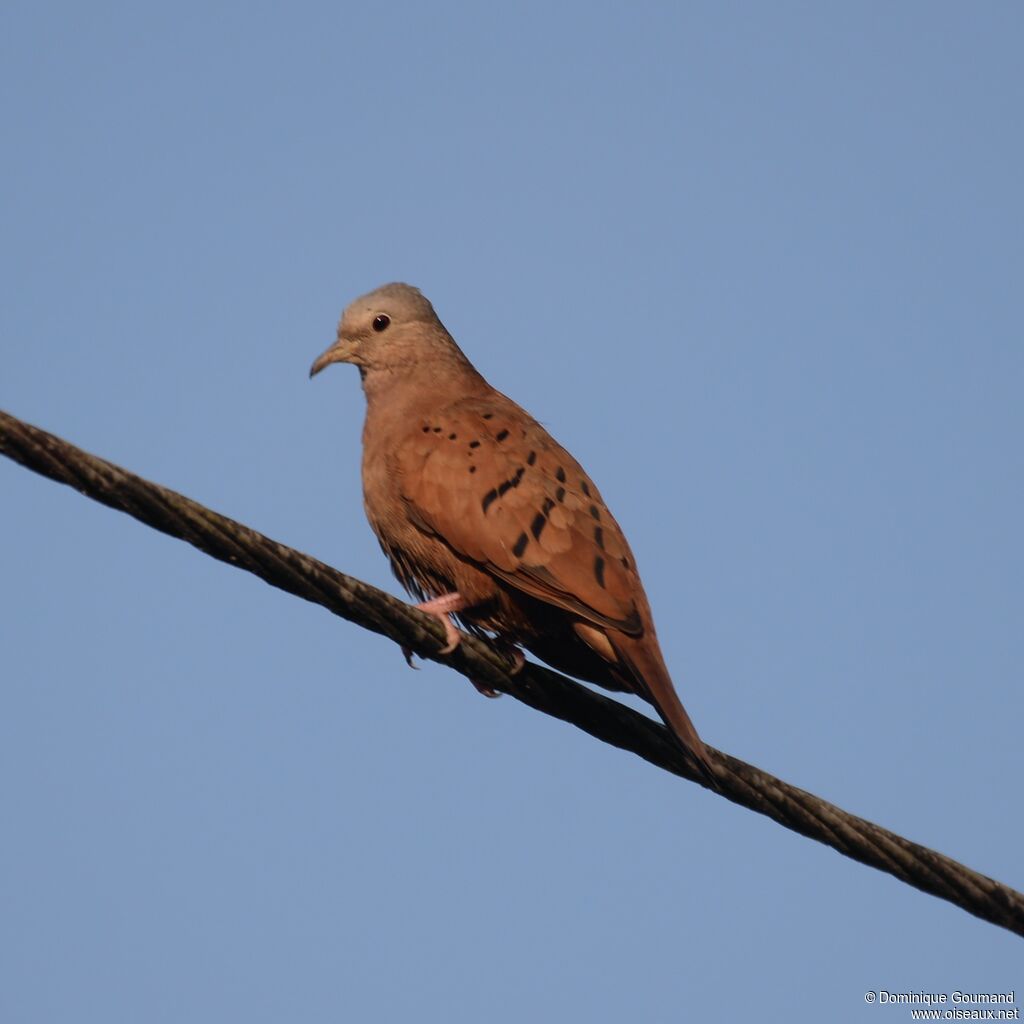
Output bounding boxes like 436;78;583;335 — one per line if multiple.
372;314;391;332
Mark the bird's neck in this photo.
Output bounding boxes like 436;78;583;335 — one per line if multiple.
360;360;489;439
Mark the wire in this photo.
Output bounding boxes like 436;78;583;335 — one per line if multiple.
2;408;1021;939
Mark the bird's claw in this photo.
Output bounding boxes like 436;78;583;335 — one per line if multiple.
465;641;524;698
469;677;502;698
438;632;462;655
505;647;526;675
490;639;525;676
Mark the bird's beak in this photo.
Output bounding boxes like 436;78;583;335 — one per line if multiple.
309;339;353;378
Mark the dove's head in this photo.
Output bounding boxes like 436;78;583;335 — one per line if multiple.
310;283;476;389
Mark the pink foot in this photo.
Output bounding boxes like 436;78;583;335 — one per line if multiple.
413;592;466;655
493;639;525;676
467;640;524;697
507;648;526;676
405;594;523;699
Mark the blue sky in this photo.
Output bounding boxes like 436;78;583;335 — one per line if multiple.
2;2;1021;1020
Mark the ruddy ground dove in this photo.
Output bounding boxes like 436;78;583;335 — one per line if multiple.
311;283;713;781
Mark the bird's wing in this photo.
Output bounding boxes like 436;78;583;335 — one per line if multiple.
396;394;644;635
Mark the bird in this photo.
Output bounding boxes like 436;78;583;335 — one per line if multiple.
310;283;714;783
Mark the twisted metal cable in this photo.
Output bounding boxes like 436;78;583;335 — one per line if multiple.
2;408;1021;939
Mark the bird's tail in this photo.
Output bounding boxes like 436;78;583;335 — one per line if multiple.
612;634;717;789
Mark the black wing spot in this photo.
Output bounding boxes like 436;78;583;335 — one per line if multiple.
512;532;529;558
594;556;606;588
581;480;591;497
527;451;537;466
497;467;525;498
469;466;477;474
555;466;566;483
482;488;499;514
432;426;442;433
589;504;601;521
594;526;605;549
542;498;555;513
620;556;631;570
556;486;566;503
421;425;430;433
530;511;547;540
483;413;494;420
469;440;481;449
495;428;510;442
448;433;457;440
